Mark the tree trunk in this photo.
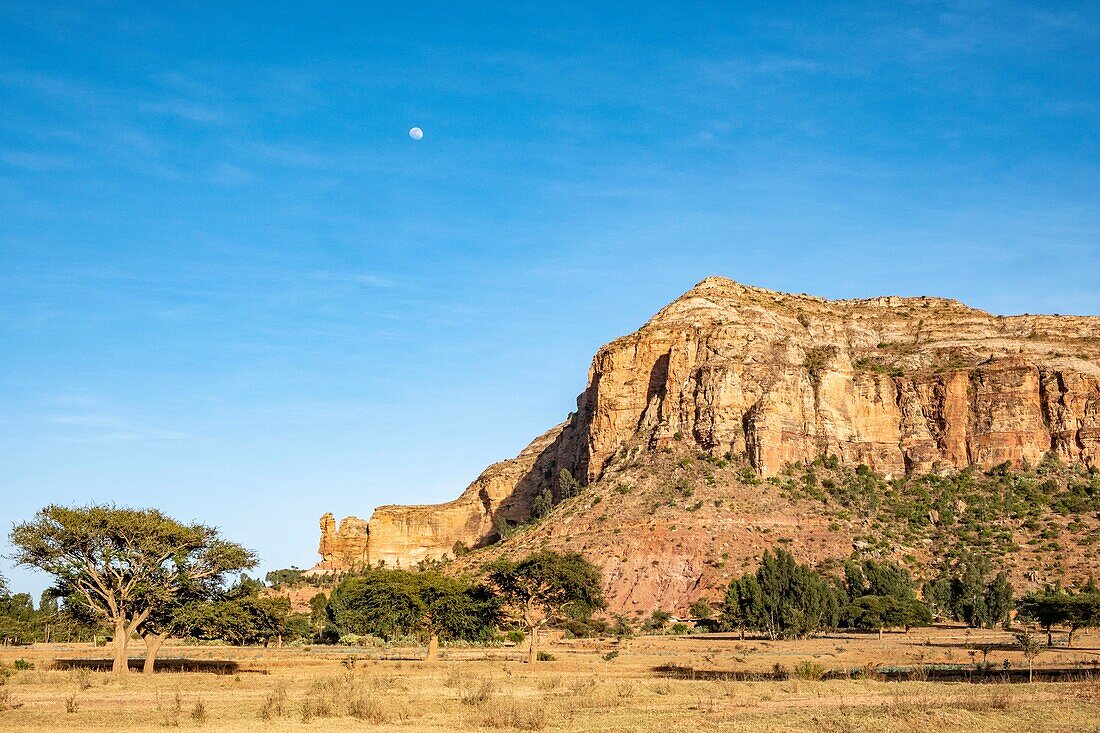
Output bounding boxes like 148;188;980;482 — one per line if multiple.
1046;627;1053;647
527;625;538;664
112;620;130;675
878;627;884;640
1028;659;1033;683
426;633;439;662
1068;627;1076;648
142;632;166;674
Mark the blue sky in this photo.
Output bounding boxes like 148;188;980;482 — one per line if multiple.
2;2;1098;596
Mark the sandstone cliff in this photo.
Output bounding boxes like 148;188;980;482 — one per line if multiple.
312;277;1100;579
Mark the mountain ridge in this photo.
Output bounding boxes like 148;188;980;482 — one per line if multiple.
309;277;1100;611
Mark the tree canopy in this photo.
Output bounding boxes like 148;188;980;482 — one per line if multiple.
10;505;255;674
1016;585;1100;646
326;568;499;658
488;550;605;663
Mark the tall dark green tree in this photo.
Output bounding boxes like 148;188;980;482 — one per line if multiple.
720;549;845;640
985;572;1015;629
532;488;553;520
488;551;605;664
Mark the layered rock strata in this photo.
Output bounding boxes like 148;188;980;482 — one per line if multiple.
311;277;1100;572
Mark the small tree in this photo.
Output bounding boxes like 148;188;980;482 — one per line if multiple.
489;551;605;664
558;469;581;500
1016;589;1072;646
10;505;255;674
847;595;931;638
532;488;553;520
171;578;293;646
1015;630;1042;682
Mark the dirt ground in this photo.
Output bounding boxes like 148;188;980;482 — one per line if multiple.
2;625;1099;732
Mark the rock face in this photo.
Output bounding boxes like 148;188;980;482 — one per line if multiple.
312;277;1100;573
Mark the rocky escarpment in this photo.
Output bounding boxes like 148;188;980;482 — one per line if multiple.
311;277;1100;574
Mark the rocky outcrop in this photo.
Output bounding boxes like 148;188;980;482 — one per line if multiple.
313;513;369;572
312;277;1100;573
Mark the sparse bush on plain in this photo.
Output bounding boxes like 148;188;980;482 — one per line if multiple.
793;660;826;680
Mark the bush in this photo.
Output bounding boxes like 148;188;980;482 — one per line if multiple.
689;599;713;619
12;660;32;671
504;629;525;644
536;651;556;662
793;660;826;681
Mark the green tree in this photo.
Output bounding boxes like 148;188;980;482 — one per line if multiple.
309;592;328;627
416;572;500;660
954;563;989;627
326;569;498;659
327;570;423;640
532;488;553;520
10;505;255;674
721;575;764;640
985;572;1015;629
689;599;713;620
847;595;931;637
925;562;1013;628
1015;630;1042;682
0;588;36;645
558;469;581;500
720;548;844;640
488;551;605;664
842;558;932;635
1016;588;1071;646
171;578;294;646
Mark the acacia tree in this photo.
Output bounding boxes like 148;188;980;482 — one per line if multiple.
1016;588;1072;646
134;572;224;674
488;551;605;664
10;505;255;674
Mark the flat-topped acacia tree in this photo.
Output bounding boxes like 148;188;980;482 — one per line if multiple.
488;550;605;664
10;505;255;674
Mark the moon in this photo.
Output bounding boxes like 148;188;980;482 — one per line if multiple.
409;127;424;140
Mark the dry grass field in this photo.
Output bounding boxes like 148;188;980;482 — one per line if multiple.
3;626;1100;732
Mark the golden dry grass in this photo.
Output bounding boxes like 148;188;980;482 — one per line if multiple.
2;626;1100;732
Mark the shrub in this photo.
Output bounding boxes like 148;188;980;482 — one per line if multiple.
504;629;525;644
12;660;32;671
536;651;556;662
793;660;826;681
